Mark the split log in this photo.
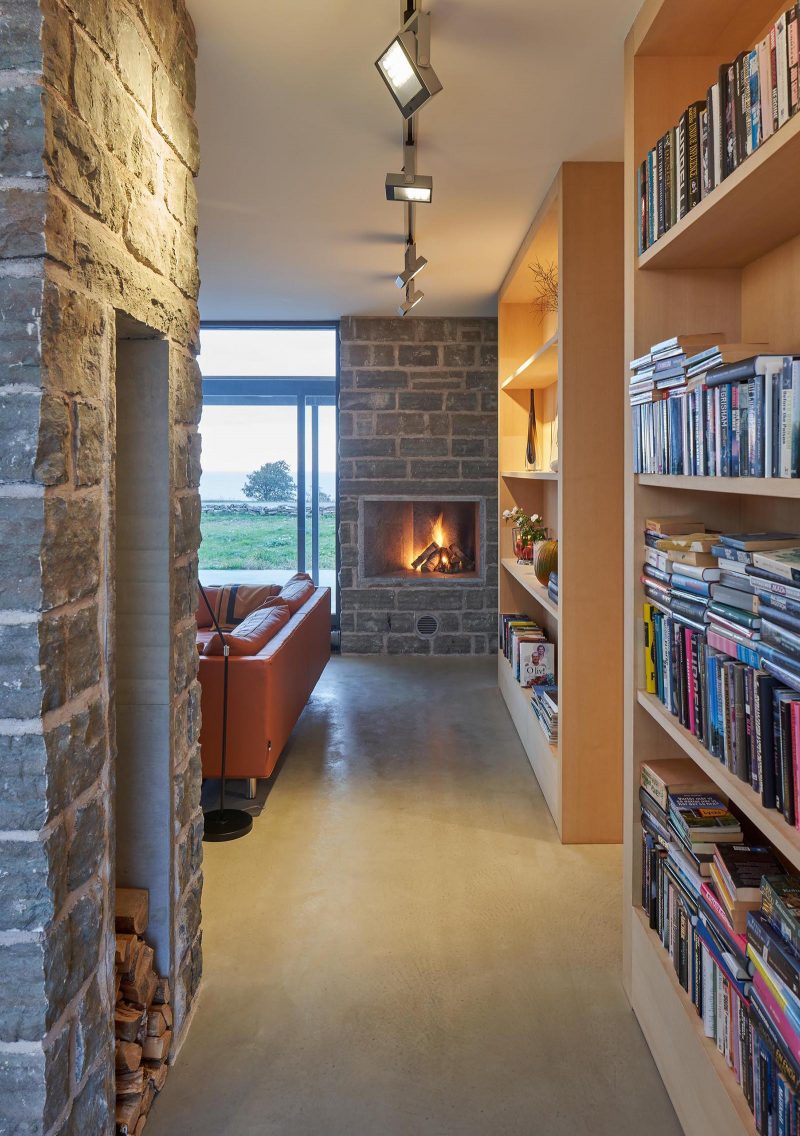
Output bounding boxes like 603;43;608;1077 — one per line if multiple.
115;1003;146;1044
116;1068;145;1098
114;973;122;1003
142;1030;171;1064
115;934;138;972
133;1117;147;1136
146;1005;172;1037
115;1041;142;1075
152;977;170;1006
144;1060;168;1093
115;1094;141;1136
115;889;149;936
411;542;438;570
121;945;157;1008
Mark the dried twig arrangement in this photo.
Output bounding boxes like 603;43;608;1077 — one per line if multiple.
529;259;559;319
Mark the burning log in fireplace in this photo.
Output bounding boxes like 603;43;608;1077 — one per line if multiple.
411;540;475;574
114;889;172;1135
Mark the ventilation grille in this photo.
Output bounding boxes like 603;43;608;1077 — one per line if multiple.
416;614;439;637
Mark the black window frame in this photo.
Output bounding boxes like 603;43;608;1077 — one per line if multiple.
198;320;340;627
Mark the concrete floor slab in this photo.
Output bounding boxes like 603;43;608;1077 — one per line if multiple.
149;656;679;1136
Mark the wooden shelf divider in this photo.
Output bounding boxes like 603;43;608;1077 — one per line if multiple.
498;162;624;844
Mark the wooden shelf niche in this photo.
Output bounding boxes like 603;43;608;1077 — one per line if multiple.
498;162;625;844
623;3;800;1134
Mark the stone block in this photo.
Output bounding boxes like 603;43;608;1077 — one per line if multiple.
339;391;396;412
40;603;100;712
174;749;201;829
176;810;203;897
44;1019;70;1130
351;318;414;342
341;343;396;368
443;344;476;368
479;343;499;367
116;12;152;109
374;412;438;437
339;611;354;632
0;942;45;1042
432;634;474;655
0;839;54;933
124;180;176;275
481;391;498;413
347;587;396;610
340;632;384;654
35;395;70;486
465;371;496;392
0;1049;45;1132
65;1061;112;1136
42;282;109;398
173;427;202;490
397;392;444;412
44;881;104;1028
398;344;439;367
0;734;48;831
354;369;409;391
461;460;498;480
173;621;198;696
44;97;125;232
153;65;199;173
41;494;101;609
409;459;462;481
354;611;392;634
464;590;486;610
0;391;40;484
352;460;408;480
174;491;200;558
172;352;202;426
444;392;479;412
176;872;201;964
451;413;495;438
353;414;374;438
73;401;105;487
451;437;485;457
338;412;353;438
433;612;461;632
45;700;106;819
0;496;44;609
67;795;106;893
41;0;71;100
408;375;464;391
0;0;43;70
398;436;448;457
0;622;42;718
339;437;396;459
462;611;497;633
413;318;459;342
386;636;431;655
0;83;44;178
0;185;46;258
395;589;465;612
0;275;43;385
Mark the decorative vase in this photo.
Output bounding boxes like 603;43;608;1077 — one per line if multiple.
541;310;558;343
512;526;533;563
532;539;558;585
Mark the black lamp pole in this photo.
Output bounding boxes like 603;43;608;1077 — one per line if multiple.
198;581;253;842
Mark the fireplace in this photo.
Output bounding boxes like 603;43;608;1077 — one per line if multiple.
359;496;486;584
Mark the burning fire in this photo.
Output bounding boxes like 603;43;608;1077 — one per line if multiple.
409;511;475;575
431;512;446;550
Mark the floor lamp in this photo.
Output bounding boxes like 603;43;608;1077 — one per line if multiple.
198;581;253;842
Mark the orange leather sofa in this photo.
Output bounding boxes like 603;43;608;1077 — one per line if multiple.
196;583;331;780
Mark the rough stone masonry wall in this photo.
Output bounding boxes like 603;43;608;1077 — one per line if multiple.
0;3;202;1133
339;316;498;656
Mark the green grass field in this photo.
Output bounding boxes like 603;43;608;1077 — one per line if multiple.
200;511;336;570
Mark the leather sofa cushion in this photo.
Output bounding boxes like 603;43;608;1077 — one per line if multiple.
212;583;283;628
203;603;292;656
277;573;316;614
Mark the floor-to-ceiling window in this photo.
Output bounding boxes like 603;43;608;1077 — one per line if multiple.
198;324;339;620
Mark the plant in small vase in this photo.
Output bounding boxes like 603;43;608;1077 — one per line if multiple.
502;506;548;565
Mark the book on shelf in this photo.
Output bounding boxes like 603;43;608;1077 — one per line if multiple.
640;527;800;824
637;5;800;256
631;341;800;479
530;684;558;744
641;756;718;811
547;571;559;607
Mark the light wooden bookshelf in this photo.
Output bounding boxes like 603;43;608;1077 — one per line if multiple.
623;3;800;1133
498;162;624;844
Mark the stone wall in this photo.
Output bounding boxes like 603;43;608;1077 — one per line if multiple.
339;317;498;656
0;2;202;1132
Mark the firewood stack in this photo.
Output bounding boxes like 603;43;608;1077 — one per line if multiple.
114;889;172;1136
411;540;475;574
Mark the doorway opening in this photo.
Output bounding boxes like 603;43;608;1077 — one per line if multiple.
198;324;339;621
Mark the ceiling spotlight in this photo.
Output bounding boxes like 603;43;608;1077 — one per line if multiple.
398;285;424;317
385;173;433;203
375;14;443;119
396;243;428;288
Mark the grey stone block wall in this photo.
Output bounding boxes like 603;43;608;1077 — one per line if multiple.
339;317;498;656
0;1;202;1132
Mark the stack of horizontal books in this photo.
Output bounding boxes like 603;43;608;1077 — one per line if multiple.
530;685;558;744
630;337;800;478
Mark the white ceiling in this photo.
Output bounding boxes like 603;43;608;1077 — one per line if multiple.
189;0;640;321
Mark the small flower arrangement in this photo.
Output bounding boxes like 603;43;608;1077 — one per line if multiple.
503;506;548;562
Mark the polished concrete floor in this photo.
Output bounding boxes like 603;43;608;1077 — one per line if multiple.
150;657;680;1136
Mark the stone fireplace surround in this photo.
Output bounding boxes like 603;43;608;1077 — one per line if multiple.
339;317;498;655
0;3;202;1132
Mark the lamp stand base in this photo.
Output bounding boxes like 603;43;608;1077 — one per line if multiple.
203;808;253;842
